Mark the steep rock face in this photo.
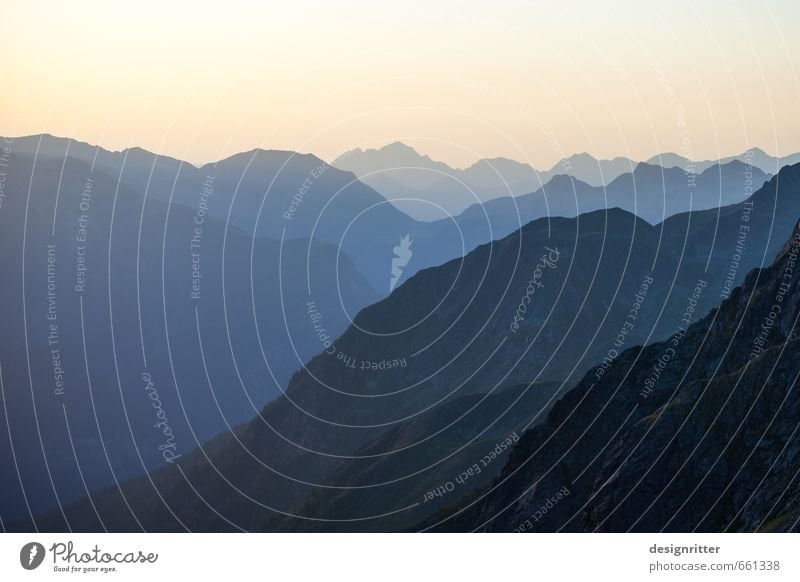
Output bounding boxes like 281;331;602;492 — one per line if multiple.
427;220;800;532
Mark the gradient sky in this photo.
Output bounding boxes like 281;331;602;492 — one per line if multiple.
2;0;799;168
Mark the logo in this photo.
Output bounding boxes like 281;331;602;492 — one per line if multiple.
389;234;413;292
20;542;46;570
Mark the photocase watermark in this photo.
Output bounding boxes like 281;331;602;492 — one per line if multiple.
721;151;756;299
595;273;654;381
19;539;159;574
512;485;571;532
653;61;694;171
0;136;12;218
389;234;413;293
190;174;215;302
750;229;800;360
334;352;408;370
42;541;158;574
20;542;46;570
307;300;408;370
307;299;334;351
422;432;519;503
509;247;560;333
679;279;707;328
142;371;180;464
74;176;94;294
283;160;335;221
640;279;707;399
46;243;65;396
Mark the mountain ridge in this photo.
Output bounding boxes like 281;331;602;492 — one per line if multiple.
421;195;800;532
15;163;800;532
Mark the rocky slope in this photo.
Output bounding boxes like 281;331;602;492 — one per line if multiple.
425;219;800;532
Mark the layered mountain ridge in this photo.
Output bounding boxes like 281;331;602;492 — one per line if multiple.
424;215;800;532
14;162;800;532
334;141;782;220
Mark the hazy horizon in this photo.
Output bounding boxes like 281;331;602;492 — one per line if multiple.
1;131;794;171
3;0;799;168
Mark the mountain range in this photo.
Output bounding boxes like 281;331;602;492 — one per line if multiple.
425;216;800;532
647;147;800;175
334;142;790;220
14;157;800;532
0;150;379;522
7;134;426;294
436;160;771;251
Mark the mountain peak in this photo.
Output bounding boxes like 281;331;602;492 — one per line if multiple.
333;141;441;168
208;147;326;171
559;152;597;166
379;141;418;154
748;146;770;156
544;172;591;188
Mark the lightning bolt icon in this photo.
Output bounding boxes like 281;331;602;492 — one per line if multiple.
28;545;38;566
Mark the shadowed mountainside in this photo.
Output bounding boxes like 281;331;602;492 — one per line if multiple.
424;216;800;532
15;163;800;532
0;153;378;522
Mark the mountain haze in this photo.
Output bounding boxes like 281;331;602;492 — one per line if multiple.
17;162;800;532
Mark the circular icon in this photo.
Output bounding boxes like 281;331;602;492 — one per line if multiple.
19;542;46;570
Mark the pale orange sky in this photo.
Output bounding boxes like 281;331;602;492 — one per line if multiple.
2;0;799;168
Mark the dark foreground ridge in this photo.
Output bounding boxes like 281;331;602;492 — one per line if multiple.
424;215;800;532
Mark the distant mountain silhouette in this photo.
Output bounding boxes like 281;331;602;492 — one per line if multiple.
647;147;800;175
425;160;772;258
6;136;781;298
547;152;636;188
334;142;793;222
17;162;800;532
8;135;435;294
333;143;638;219
333;142;542;220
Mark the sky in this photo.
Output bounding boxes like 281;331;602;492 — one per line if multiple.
2;0;799;169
